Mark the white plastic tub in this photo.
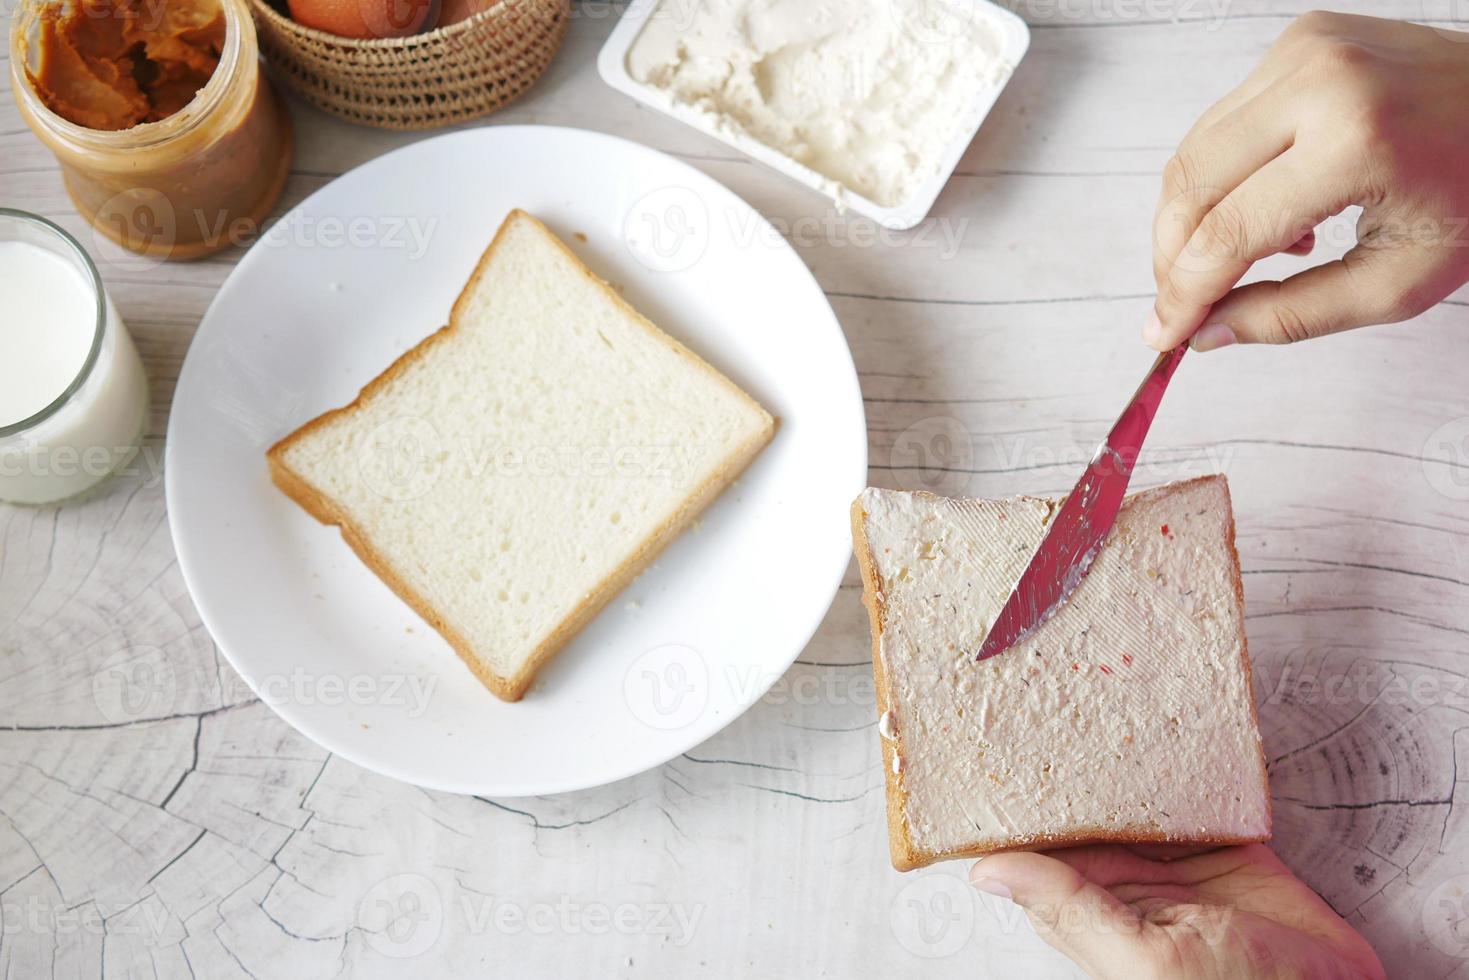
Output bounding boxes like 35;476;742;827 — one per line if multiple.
597;0;1030;230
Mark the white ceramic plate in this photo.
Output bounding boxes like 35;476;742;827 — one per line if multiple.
597;0;1030;230
167;126;866;796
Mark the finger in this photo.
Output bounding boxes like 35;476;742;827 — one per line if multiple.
969;853;1150;974
1174;10;1339;143
1111;882;1203;907
1150;148;1357;349
1123;843;1225;862
1044;844;1232;888
1178;33;1307;142
1188;242;1448;347
1153;85;1297;288
1141;845;1265;885
1181;10;1398;145
1179;71;1271;146
1040;845;1194;887
1060;844;1261;889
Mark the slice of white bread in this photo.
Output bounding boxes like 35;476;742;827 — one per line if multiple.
851;475;1270;870
268;209;775;702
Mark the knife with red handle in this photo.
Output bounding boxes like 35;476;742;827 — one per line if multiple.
973;344;1189;662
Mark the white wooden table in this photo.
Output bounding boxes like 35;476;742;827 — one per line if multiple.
5;2;1469;976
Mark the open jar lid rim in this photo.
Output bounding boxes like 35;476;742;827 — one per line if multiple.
10;0;246;150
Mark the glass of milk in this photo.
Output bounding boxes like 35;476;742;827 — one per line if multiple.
0;210;149;504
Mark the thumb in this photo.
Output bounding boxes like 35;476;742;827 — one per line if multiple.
970;852;1149;977
1188;243;1441;350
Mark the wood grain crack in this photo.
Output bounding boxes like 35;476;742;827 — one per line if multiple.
680;753;798;773
145;828;207;885
472;797;635;831
748;785;872;805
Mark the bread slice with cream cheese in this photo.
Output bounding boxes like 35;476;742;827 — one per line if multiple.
850;475;1270;870
268;210;775;702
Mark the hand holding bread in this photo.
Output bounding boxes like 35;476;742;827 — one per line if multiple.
969;844;1386;979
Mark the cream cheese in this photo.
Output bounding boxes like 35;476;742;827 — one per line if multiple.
858;477;1269;854
625;0;1012;207
878;709;897;740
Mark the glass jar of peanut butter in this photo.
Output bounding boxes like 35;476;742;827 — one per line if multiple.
9;0;293;260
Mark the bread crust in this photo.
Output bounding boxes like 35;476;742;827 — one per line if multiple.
266;210;775;702
850;474;1272;871
850;496;922;870
1218;476;1274;840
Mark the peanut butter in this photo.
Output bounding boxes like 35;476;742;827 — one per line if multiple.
29;0;226;131
11;0;293;260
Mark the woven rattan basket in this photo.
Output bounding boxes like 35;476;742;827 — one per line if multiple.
249;0;569;130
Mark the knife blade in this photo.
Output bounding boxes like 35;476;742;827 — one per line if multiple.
973;344;1188;662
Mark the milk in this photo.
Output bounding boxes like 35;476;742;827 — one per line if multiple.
0;242;98;426
0;232;148;504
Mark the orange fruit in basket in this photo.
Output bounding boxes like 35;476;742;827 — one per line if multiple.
287;0;432;39
435;0;491;26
